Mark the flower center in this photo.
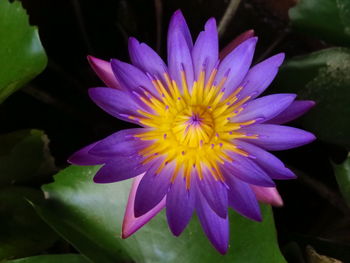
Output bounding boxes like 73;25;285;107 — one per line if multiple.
172;105;214;148
132;69;258;187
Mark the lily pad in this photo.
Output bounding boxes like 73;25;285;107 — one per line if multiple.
333;154;350;206
0;187;58;260
0;129;56;186
0;0;47;103
35;165;286;263
4;254;90;263
271;47;350;149
289;0;350;46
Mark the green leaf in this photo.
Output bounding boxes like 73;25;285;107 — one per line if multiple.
289;0;350;46
0;0;47;103
4;254;90;263
0;187;58;260
0;129;56;186
271;47;350;148
333;154;350;205
34;165;286;263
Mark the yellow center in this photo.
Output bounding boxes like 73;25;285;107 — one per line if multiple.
131;68;257;188
172;105;214;148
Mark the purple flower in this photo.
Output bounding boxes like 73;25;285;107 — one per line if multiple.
69;10;316;254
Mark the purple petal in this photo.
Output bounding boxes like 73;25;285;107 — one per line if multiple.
239;124;316;151
238;53;285;100
219;29;255;59
93;155;145;183
196;170;228;218
223;152;275;187
251;185;283;206
224;174;262;221
233;94;296;124
134;161;172;217
168;10;193;50
166;174;195;236
234;140;295;180
195;185;229;254
128;37;167;81
267;100;316;124
215;37;257;97
110;59;157;96
87;56;120;90
68;141;107;165
192;18;218;82
122;175;165;238
167;26;194;91
89;128;151;157
88;87;142;125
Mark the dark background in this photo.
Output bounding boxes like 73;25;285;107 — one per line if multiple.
1;0;348;261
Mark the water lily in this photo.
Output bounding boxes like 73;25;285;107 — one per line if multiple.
69;10;315;254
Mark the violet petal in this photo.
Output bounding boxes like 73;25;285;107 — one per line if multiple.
166;174;195;236
238;53;285;100
128;37;167;81
196;171;228;218
233;94;296;124
68;141;106;165
134;161;172;217
239;124;316;151
234;140;295;180
267;100;316;124
224;174;262;221
215;37;257;97
223;152;275;187
195;185;229;255
192;18;218;82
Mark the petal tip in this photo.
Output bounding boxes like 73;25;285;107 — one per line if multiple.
216;243;229;255
92;173;106;184
86;54;95;62
128;37;139;47
205;17;217;28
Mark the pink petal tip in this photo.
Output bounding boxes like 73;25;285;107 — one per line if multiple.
251;185;284;207
122;174;166;238
87;55;120;90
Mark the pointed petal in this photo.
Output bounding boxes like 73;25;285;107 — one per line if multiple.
122;175;165;238
192;18;218;81
251;185;283;206
219;30;255;59
168;10;193;50
195;186;229;254
128;37;167;81
223;152;275;187
238;53;285;100
134;161;172;217
196;171;228;218
239;124;316;150
166;175;195;236
167;26;194;91
89;128;151;157
233;94;296;124
88;87;142;125
87;56;120;90
68;141;106;165
267;100;316;124
234;140;295;180
93;154;145;183
111;59;157;95
215;37;257;97
224;175;262;221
